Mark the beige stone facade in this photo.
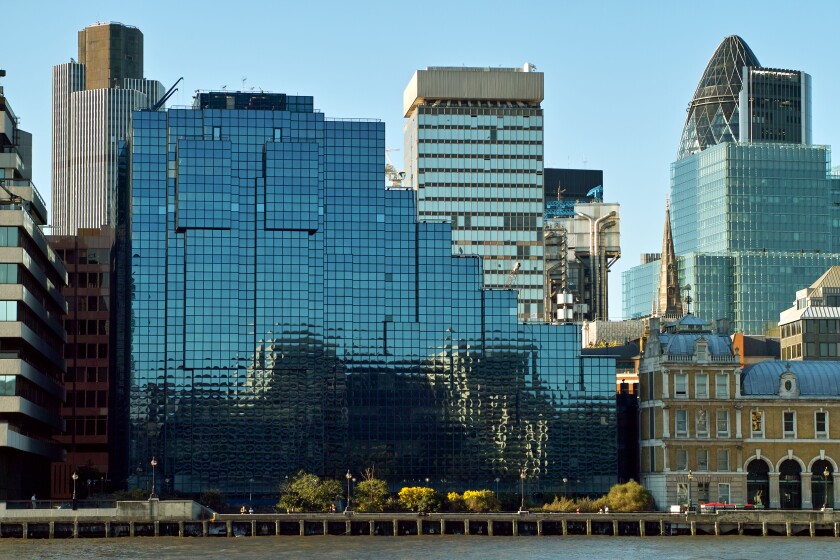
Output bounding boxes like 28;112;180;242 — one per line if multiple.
640;315;840;510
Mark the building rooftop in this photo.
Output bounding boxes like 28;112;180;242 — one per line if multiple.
742;360;840;396
403;65;544;117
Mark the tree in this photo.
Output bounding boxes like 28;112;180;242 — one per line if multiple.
398;486;442;512
354;468;390;512
604;481;654;512
462;490;501;512
278;471;343;512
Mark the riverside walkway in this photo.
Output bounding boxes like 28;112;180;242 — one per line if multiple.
1;500;838;539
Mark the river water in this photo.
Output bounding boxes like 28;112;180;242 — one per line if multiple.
2;536;838;559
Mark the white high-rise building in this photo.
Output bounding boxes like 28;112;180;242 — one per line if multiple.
51;22;163;235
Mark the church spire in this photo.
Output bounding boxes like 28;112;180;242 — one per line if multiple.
657;199;683;319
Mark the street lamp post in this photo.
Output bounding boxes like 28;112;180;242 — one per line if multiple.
824;467;831;510
495;477;500;497
150;457;158;500
344;470;352;513
249;478;254;508
563;477;568;500
518;469;527;514
687;470;693;512
71;472;79;510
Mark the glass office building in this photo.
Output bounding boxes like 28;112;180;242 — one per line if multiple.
124;91;616;496
623;36;840;334
403;67;545;321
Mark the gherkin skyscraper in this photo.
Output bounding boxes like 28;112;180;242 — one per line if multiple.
624;35;839;335
677;35;760;159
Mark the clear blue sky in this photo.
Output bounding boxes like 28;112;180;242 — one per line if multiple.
5;0;840;319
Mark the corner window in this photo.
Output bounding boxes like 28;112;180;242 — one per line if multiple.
675;374;688;398
815;410;828;439
783;411;796;438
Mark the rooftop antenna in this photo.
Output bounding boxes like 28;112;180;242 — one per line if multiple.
242;77;247;90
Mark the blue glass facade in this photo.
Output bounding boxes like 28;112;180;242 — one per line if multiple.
625;142;840;333
124;92;616;496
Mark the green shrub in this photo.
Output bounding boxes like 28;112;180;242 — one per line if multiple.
278;471;343;512
462;490;501;512
603;481;654;512
398;486;442;512
355;478;390;512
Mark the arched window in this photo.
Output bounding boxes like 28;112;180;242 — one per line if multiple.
779;459;802;509
811;460;833;510
746;459;770;508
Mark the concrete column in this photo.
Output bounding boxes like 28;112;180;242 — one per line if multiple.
714;522;719;536
537;519;543;536
129;522;135;537
659;519;665;536
202;520;208;536
22;522;27;539
802;473;814;510
105;521;110;538
324;521;329;536
226;521;232;538
488;520;493;536
769;473;781;509
834;522;839;538
561;519;567;536
394;520;400;536
74;521;79;538
348;520;353;536
612;520;618;536
762;521;767;536
639;520;645;536
833;473;840;507
737;522;743;536
440;519;445;535
298;520;304;536
464;519;469;535
49;521;54;539
735;407;743;438
690;521;695;536
416;519;422;536
585;519;591;536
275;520;280;536
369;520;375;535
785;521;791;537
154;521;160;537
662;409;671;438
512;519;518;536
251;520;256;537
178;521;183;537
810;521;815;537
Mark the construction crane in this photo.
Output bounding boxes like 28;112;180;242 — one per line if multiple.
385;149;406;187
505;261;521;289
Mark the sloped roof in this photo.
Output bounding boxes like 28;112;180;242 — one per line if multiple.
742;361;840;396
660;332;733;356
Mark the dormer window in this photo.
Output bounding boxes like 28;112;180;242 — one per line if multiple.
779;367;799;398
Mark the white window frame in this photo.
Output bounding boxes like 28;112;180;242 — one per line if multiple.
815;410;829;439
716;409;730;438
674;373;688;398
717;483;731;504
783;410;796;438
696;409;709;437
696;449;709;471
751;409;764;438
695;373;709;399
676;409;688;438
715;373;729;399
716;448;729;472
